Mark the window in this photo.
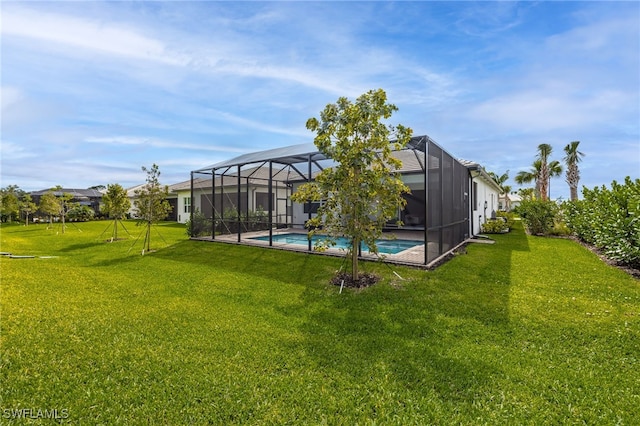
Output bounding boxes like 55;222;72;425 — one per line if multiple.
255;192;274;211
304;202;320;214
184;197;191;213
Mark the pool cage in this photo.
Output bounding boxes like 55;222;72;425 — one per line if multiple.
190;135;470;266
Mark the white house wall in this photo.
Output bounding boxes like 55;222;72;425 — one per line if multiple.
470;175;500;235
172;186;289;224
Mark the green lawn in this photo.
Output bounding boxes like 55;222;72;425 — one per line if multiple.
1;220;638;424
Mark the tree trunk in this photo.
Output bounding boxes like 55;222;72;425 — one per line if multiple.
570;186;578;202
352;235;359;281
145;221;152;252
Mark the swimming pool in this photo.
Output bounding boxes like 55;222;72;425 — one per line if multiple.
249;233;422;255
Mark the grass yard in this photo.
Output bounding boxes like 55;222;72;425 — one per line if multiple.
1;220;638;424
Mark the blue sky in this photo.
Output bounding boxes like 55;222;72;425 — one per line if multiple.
2;1;638;200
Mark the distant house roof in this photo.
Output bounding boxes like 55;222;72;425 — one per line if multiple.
30;188;103;198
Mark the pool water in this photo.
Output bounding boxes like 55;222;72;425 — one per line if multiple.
249;233;422;255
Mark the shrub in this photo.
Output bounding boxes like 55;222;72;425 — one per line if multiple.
515;200;558;235
496;211;516;228
481;218;509;234
564;177;640;268
186;209;212;237
67;205;95;222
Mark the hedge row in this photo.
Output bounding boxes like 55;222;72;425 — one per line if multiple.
564;177;640;268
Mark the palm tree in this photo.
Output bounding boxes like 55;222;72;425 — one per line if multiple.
516;144;563;201
536;144;554;201
515;160;542;198
563;141;585;201
546;159;563;200
489;170;512;210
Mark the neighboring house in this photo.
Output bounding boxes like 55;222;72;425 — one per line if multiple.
499;192;522;212
30;188;103;218
188;135;501;266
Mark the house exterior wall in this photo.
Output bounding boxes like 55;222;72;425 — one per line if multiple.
173;185;289;224
470;173;501;235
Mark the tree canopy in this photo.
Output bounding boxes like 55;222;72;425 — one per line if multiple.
291;89;412;281
102;183;131;241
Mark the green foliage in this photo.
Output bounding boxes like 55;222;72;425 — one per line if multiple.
564;177;640;268
134;165;172;223
291;89;413;279
67;205;95;221
134;164;173;252
213;207;270;235
37;191;60;225
186;208;212;237
496;210;516;228
19;193;37;225
0;185;23;222
1;221;638;424
102;183;131;220
481;218;509;234
515;199;558;235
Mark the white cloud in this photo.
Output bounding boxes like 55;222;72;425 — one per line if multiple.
2;7;188;66
84;136;250;154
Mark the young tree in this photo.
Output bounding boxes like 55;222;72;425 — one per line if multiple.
563;141;585;202
102;183;131;240
134;164;172;253
38;191;60;227
20;193;38;225
0;185;22;222
52;186;75;234
291;89;412;281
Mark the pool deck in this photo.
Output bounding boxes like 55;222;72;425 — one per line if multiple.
193;228;447;267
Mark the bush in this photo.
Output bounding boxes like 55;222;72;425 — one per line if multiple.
496;211;516;228
67;205;95;222
481;218;509;234
186;209;212;237
515;200;558;235
564;177;640;268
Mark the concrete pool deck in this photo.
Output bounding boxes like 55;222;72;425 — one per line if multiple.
193;228;457;267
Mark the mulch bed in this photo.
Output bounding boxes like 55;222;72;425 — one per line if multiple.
330;272;381;288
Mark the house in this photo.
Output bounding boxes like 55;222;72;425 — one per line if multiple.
30;188;103;218
499;192;522;211
187;135;500;266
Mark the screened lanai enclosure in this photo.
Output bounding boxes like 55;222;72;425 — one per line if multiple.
190;135;471;266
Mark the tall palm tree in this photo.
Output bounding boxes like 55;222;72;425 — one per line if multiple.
536;144;554;201
515;160;542;198
516;144;563;201
563;141;585;201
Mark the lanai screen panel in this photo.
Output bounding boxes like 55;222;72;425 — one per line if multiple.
191;135;470;266
425;140;470;264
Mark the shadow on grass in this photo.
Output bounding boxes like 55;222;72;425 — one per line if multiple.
58;242;106;252
139;239;342;286
282;222;531;404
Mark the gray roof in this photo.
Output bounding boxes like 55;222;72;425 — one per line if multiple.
194;143;326;172
193;135;436;174
30;188;103;198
